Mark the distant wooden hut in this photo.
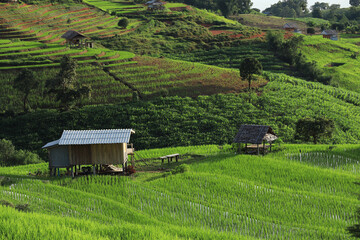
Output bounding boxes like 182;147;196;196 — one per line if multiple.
234;125;277;155
321;30;339;41
61;30;93;48
145;0;165;11
283;23;298;32
42;129;135;177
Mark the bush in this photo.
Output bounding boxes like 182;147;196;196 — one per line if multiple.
0;199;14;208
118;18;129;28
15;204;30;212
0;139;44;166
126;165;136;174
171;164;190;174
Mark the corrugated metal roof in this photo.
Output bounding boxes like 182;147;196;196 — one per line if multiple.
42;139;60;149
59;129;134;145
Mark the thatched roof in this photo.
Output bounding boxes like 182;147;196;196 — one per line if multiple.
234;125;277;144
321;30;338;36
61;30;86;40
283;23;297;29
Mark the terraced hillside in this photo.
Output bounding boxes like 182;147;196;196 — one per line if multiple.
0;39;259;112
301;34;360;91
0;144;358;239
0;2;135;43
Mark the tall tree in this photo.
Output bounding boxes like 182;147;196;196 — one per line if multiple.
312;7;323;18
46;55;90;110
13;69;39;112
295;117;334;144
350;0;360;7
239;58;262;91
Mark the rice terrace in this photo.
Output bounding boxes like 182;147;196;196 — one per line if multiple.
1;0;360;239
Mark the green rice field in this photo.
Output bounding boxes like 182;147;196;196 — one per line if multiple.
0;144;358;239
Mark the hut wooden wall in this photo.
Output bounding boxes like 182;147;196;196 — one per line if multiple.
49;146;70;168
69;144;127;165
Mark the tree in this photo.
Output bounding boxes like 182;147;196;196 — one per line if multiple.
295;117;334;144
312;7;323;18
13;69;39;112
311;2;329;10
46;55;90;110
307;27;315;35
118;17;129;28
350;0;360;7
239;58;262;91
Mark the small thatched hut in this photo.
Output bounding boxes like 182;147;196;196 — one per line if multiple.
43;129;135;176
321;30;339;41
283;23;298;32
61;30;93;48
234;124;277;155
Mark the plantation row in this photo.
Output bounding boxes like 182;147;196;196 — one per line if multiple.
0;40;136;69
2;73;360;157
166;43;293;74
300;35;360;91
0;2;133;43
0;48;258;113
0;144;358;239
110;56;264;98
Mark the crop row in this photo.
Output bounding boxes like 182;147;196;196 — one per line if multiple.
0;3;130;43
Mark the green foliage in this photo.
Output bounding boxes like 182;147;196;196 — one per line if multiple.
264;0;308;18
14;69;39;112
295;117;335;144
46;55;90;110
239;57;262;90
267;32;331;84
350;0;360;7
0;139;43;167
171;164;190;174
312;8;323;18
118;17;129;28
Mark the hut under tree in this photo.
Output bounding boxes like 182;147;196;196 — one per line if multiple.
234;125;278;155
283;23;299;32
42;129;135;177
321;30;339;41
145;0;165;11
61;30;93;48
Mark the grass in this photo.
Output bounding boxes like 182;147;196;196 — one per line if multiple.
0;144;358;239
300;35;360;91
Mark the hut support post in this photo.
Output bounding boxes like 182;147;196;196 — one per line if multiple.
93;165;96;175
71;166;74;178
57;168;60;177
263;142;265;155
245;143;247;153
257;144;259;155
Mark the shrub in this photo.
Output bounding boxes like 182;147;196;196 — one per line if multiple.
171;164;190;175
0;199;14;208
0;139;43;166
118;18;129;28
126;165;136;174
15;204;30;212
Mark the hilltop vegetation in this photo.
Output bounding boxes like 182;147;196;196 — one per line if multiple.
0;144;359;239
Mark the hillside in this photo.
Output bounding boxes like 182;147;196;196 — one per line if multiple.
0;144;359;239
0;2;360;145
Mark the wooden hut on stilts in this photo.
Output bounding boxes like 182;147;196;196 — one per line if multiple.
42;129;135;177
234;125;278;155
